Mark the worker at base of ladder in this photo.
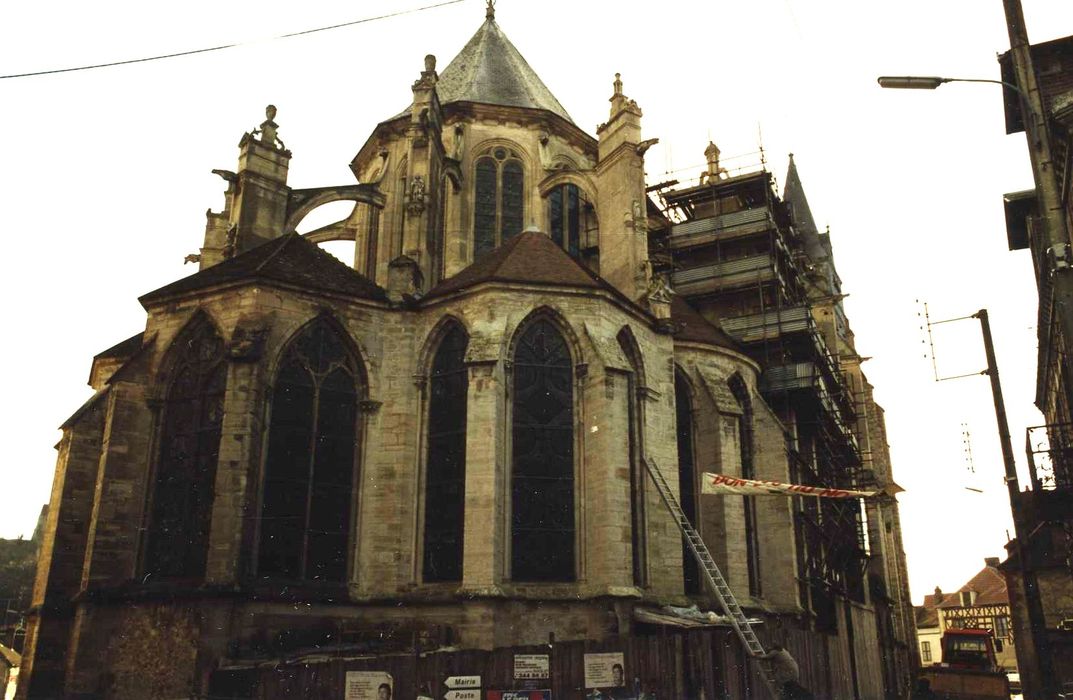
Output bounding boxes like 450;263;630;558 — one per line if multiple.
758;644;815;700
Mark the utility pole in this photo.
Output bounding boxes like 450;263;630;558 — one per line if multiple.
1000;2;1067;697
1002;0;1073;345
976;308;1054;698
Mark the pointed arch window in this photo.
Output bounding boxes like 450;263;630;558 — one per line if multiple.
423;323;469;582
729;374;761;597
511;318;575;582
675;370;700;595
258;319;361;583
617;328;647;588
474;148;525;257
547;183;588;258
145;317;227;579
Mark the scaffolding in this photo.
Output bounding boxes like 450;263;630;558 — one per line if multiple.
651;157;869;627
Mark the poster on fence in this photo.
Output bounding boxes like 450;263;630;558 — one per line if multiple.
583;652;625;688
344;671;393;700
513;654;550;680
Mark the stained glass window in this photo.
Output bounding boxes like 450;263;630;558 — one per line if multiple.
423;323;469;582
675;371;700;595
258;319;359;583
474;157;498;257
511;319;575;582
546;184;583;258
501;160;524;243
472;151;524;256
145;316;227;579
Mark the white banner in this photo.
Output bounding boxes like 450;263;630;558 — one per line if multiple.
702;473;880;499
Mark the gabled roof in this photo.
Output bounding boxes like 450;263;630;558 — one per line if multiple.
394;15;572;123
670;296;740;351
140;234;387;305
423;229;606;300
937;563;1009;609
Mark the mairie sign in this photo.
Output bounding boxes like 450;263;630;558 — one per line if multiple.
445;676;481;689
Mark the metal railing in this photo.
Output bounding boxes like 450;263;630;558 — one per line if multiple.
1026;421;1073;490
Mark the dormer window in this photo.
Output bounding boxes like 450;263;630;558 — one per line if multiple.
474;148;524;257
960;590;976;607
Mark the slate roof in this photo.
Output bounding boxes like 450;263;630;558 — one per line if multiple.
393;16;572;123
140;234;387;304
423;229;606;299
915;604;940;629
670;296;740;351
93;332;144;360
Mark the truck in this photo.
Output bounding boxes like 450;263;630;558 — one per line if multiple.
918;628;1011;699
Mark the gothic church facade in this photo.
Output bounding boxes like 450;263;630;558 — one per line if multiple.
19;7;914;699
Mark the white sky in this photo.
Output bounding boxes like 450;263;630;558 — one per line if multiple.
1;0;1070;605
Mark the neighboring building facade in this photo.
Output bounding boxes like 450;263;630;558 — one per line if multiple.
997;5;1073;697
915;590;943;667
915;561;1019;672
18;6;915;699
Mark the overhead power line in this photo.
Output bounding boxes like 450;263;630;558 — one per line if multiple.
0;0;465;80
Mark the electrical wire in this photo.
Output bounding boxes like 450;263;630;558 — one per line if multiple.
0;0;465;80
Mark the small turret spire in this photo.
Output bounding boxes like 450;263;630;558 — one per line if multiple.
613;72;623;96
486;0;495;20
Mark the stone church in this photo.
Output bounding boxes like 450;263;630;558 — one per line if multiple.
19;4;915;698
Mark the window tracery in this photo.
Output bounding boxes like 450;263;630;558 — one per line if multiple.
473;147;525;257
258;319;360;583
145;317;227;579
511;318;575;582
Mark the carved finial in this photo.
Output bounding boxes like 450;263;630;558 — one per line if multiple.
613;72;623;96
486;0;495;19
424;54;436;73
266;104;277;121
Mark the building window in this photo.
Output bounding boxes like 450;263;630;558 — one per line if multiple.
511;318;574;582
675;370;700;595
547;183;581;258
423;322;469;582
730;374;762;598
474;149;525;257
258;318;360;583
994;614;1010;638
921;640;932;662
960;590;975;607
144;315;226;579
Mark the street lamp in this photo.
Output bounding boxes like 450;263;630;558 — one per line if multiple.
877;75;1027;98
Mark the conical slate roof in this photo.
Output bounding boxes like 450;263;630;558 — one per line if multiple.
396;15;573;123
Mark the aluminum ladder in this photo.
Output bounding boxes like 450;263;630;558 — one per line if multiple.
643;457;781;698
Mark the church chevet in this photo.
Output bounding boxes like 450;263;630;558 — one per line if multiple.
18;5;916;699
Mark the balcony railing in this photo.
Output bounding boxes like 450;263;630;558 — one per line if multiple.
1026;422;1073;490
